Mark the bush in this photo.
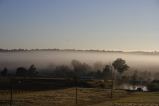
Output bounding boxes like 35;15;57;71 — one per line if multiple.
148;81;159;91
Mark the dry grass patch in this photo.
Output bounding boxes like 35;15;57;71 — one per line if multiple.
0;88;129;106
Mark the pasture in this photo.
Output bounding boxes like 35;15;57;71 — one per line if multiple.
0;88;128;106
1;88;159;106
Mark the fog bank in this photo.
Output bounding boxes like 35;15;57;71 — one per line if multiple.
0;51;159;72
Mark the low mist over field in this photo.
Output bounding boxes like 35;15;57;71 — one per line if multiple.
1;0;159;105
0;50;159;72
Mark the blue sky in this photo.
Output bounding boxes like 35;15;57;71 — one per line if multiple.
0;0;159;51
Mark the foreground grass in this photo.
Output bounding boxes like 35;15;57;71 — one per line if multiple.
114;92;159;103
0;88;129;106
1;88;159;106
91;92;159;106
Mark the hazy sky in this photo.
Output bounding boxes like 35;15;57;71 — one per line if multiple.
0;0;159;51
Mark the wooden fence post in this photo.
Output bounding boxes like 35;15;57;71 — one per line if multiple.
10;79;13;106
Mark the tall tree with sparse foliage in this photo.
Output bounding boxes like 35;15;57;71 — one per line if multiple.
112;58;129;75
112;58;129;88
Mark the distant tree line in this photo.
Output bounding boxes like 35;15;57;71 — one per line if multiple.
1;58;159;91
0;58;129;82
0;64;38;77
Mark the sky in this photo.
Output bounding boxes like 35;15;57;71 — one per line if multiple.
0;0;159;51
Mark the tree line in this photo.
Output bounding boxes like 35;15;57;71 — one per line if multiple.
0;58;129;80
0;64;38;77
0;58;154;85
1;58;159;91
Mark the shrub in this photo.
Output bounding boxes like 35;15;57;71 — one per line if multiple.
148;81;159;91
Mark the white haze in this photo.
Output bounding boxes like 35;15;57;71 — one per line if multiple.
0;51;159;72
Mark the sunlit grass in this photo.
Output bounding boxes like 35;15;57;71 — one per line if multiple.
1;89;159;106
114;92;159;103
0;88;128;106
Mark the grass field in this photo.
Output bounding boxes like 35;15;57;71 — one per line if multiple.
91;92;159;106
1;88;159;106
0;88;129;106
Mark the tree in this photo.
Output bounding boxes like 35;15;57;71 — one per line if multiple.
53;65;73;78
130;70;139;89
112;58;129;88
103;65;112;80
112;58;129;74
148;80;159;91
1;67;8;76
142;71;152;82
16;67;27;77
93;62;103;71
95;70;102;79
28;64;38;77
71;60;91;77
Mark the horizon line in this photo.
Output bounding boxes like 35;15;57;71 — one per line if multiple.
0;48;158;53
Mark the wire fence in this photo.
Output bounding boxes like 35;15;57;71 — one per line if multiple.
0;78;159;106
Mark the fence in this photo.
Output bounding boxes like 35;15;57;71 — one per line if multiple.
0;78;159;106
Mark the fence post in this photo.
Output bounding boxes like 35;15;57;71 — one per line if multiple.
10;78;13;106
111;66;114;98
75;77;78;105
75;86;78;105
